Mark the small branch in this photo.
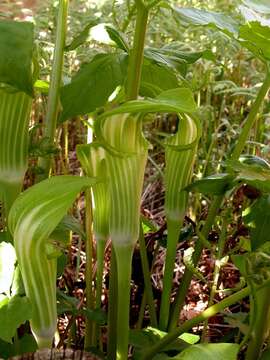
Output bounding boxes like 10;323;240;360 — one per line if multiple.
38;0;69;179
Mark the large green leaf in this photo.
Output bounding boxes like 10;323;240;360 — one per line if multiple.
95;88;197;121
0;295;32;343
8;176;97;347
227;156;270;193
173;7;239;36
186;174;235;195
172;343;239;360
131;327;199;359
239;21;270;61
60;53;128;121
0;20;34;96
140;59;180;97
243;195;270;250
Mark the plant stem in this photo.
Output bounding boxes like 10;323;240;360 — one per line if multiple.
139;225;158;328
137;292;147;329
38;0;69;179
125;0;149;101
107;246;118;360
84;189;94;349
159;219;181;330
93;236;106;346
142;286;250;360
231;70;270;160
245;287;270;360
114;245;133;360
169;195;223;330
169;72;270;330
201;208;230;341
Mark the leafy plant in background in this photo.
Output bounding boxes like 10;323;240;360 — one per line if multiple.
2;0;270;359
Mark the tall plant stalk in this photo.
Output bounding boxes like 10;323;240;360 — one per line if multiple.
38;0;69;179
107;247;118;360
108;2;149;359
202;209;230;341
84;189;94;349
168;69;270;330
125;0;149;101
169;195;223;330
138;225;158;327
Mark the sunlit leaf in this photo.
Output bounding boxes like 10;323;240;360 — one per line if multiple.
0;20;34;96
65;19;99;51
60;53;128;121
242;0;270;14
0;295;32;343
172;343;239;360
130;326;199;358
185;173;235;195
227;156;270;193
173;7;239;36
239;21;270;61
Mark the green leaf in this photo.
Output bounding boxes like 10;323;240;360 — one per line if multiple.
53;214;85;241
141;215;158;234
140;59;180;97
0;20;34;95
242;0;270;14
243;194;270;250
98;88;197;117
227;157;270;193
105;25;129;52
185;174;235;195
239;155;270;169
145;47;215;74
79;308;107;325
130;327;199;355
173;7;239;36
57;290;106;325
260;348;270;360
60;53;128;121
0;295;32;343
34;79;49;94
145;48;188;75
8;175;97;347
231;254;247;276
239;21;270;61
172;343;239;360
65;20;99;51
13;334;37;356
0;242;16;294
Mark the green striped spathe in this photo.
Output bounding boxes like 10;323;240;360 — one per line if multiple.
159;113;199;330
100;113;149;246
77;143;109;241
165;114;198;222
8;176;96;348
0;90;32;212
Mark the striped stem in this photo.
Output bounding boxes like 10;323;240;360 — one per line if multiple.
159;114;199;330
96;113;149;359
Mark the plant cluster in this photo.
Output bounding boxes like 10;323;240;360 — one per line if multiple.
1;0;270;359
